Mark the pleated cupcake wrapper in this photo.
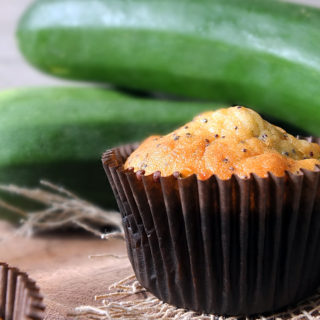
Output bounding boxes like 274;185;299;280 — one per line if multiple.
102;138;320;316
0;262;45;320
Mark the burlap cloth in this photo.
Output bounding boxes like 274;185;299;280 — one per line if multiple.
2;222;320;320
1;183;320;320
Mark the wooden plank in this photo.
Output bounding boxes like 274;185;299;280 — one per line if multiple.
0;222;131;319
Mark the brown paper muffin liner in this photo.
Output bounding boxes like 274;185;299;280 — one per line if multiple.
102;138;320;316
0;262;45;320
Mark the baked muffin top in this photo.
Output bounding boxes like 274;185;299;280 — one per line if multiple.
124;106;320;179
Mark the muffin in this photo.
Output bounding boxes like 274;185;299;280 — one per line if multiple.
102;106;320;316
125;106;320;179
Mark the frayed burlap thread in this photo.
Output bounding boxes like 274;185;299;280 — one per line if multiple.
2;181;320;319
0;180;124;238
71;274;320;320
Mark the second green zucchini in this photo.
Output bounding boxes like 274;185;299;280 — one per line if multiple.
0;87;217;219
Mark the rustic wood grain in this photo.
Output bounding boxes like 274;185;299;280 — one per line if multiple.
0;222;131;319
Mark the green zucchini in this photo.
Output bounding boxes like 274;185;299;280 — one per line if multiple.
0;87;217;220
17;0;320;135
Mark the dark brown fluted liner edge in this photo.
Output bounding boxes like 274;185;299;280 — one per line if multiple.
0;262;45;320
102;138;320;316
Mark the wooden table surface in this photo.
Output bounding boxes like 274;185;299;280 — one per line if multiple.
0;222;132;319
1;0;320;319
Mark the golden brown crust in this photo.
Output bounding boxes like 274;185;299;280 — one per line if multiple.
125;107;320;179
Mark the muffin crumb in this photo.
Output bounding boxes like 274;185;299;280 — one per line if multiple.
125;107;320;179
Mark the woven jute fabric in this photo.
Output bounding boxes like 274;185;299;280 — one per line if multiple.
1;182;320;319
70;274;320;320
